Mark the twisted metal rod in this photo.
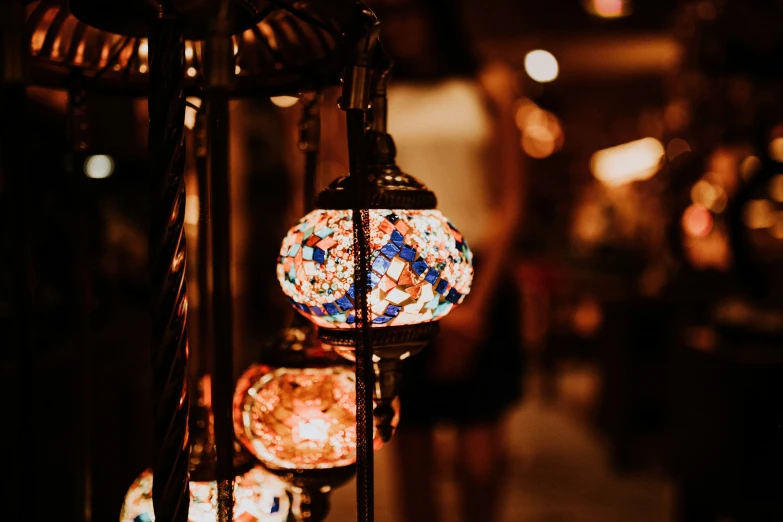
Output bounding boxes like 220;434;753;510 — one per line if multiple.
148;13;191;522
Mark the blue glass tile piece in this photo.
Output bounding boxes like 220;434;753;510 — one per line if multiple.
333;313;347;322
372;255;391;274
303;226;314;239
271;497;281;514
288;268;296;282
346;314;356;324
287;243;301;257
400;244;416;261
347;284;355;299
385;213;399;223
435;279;449;294
381;242;400;258
323;302;340;315
297;303;310;313
336;296;354;311
372;315;393;324
368;272;381;288
424;296;440;309
385;304;401;317
391;229;404;247
310;306;325;317
315;226;335;238
424;268;440;284
446;288;461;304
135;514;153;522
302;246;314;261
313;248;325;264
412;259;428;275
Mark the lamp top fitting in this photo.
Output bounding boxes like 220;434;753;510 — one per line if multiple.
316;131;438;210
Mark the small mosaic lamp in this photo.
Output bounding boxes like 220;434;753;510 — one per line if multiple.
119;467;289;522
276;130;474;416
234;326;388;522
235;364;359;470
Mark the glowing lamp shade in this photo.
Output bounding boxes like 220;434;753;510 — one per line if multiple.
119;467;289;522
276;209;473;329
235;366;362;469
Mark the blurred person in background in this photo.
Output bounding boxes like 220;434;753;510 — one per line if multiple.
369;1;525;521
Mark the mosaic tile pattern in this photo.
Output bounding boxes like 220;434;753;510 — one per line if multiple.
277;209;473;328
235;366;359;470
119;467;289;522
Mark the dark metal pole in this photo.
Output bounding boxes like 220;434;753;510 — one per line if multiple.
204;1;236;519
194;107;213;381
2;1;33;520
148;5;191;522
66;80;93;522
346;107;375;522
341;22;380;522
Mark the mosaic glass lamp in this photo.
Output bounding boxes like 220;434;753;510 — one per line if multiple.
235;324;398;465
276;130;474;372
119;467;289;522
236;364;359;469
233;324;387;522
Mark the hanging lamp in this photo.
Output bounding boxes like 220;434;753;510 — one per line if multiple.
233;324;390;522
276;50;474;418
234;96;396;522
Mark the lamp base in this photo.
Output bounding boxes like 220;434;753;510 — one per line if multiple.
264;464;356;493
320;323;436;443
319;322;438;361
259;464;355;522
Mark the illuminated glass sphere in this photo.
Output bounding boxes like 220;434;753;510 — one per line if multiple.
235;365;363;469
277;208;473;328
119;467;289;522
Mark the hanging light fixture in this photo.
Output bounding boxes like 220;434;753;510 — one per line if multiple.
276;58;474;423
234;324;391;522
277;207;473;329
237;364;358;469
234;95;396;522
235;329;398;463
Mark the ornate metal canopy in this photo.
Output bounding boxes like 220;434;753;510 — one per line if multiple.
26;0;372;95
